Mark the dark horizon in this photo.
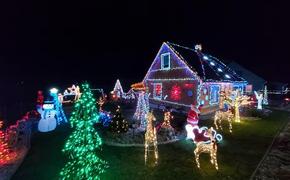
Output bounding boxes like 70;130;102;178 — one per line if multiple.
1;0;290;104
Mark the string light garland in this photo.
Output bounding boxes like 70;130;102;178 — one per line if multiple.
110;106;128;133
144;111;158;165
0;121;10;164
131;82;146;91
59;83;108;180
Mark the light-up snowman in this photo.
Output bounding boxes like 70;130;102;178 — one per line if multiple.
37;104;57;132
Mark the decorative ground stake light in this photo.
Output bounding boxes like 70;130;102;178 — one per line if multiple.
144;111;158;165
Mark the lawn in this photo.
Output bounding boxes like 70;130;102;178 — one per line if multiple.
12;109;289;180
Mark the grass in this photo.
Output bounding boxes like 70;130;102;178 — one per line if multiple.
12;109;289;180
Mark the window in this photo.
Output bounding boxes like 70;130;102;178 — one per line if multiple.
153;83;162;100
161;53;170;70
209;85;220;104
233;84;244;94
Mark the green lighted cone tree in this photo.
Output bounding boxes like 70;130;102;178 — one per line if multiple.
60;83;108;180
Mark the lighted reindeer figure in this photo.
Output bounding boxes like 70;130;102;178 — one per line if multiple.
224;90;251;123
214;110;234;133
194;127;219;170
97;96;105;111
144;111;158;165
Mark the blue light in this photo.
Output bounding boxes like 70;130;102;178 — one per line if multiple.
210;62;215;66
217;68;223;72
225;74;231;79
203;55;209;60
50;88;58;94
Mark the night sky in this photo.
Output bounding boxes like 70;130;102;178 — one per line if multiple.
1;0;290;103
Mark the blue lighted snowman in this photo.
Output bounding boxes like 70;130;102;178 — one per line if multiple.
37;104;57;132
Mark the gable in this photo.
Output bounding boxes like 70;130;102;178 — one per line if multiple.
143;42;200;82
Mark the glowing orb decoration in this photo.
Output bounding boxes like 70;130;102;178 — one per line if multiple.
170;85;181;101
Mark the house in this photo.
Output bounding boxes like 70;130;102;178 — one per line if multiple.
228;61;266;91
142;42;248;114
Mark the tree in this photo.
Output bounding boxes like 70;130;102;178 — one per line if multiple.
133;91;149;129
224;90;251;122
60;83;108;180
263;85;268;105
0;121;10;164
110;106;128;133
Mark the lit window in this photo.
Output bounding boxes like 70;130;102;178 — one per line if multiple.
210;85;220;104
161;53;170;70
153;83;162;100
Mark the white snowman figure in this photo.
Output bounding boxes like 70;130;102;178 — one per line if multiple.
254;91;263;110
37;104;57;132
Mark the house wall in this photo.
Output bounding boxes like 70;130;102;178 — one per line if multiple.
146;80;199;108
143;43;201;110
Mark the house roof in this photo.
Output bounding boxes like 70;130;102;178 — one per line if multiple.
166;42;246;83
228;61;266;90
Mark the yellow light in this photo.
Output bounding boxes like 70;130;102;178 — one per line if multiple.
214;110;234;133
194;127;218;170
144;111;158;165
161;111;173;129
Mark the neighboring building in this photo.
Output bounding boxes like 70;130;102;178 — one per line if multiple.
142;42;247;114
228;61;266;91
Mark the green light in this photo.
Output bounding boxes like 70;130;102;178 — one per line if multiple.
59;82;108;180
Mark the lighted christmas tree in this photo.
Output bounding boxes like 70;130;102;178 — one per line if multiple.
113;79;124;98
263;85;268;105
59;83;108;180
0;121;10;164
110;106;129;133
133;91;149;129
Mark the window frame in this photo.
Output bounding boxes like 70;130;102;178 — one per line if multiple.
209;85;220;105
161;53;171;70
153;83;163;100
